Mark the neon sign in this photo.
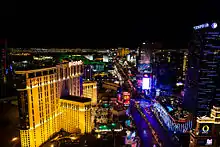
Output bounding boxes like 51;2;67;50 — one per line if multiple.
69;60;83;67
193;23;209;30
193;22;218;30
202;125;209;134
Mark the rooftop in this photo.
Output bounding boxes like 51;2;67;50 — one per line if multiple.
156;100;191;122
61;95;91;103
14;61;57;72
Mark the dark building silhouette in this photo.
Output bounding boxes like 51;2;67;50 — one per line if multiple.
152;49;188;94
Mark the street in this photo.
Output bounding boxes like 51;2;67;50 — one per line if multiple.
140;104;180;147
130;101;156;147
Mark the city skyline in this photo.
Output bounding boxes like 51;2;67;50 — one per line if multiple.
0;2;220;146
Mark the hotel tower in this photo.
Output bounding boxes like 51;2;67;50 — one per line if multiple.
15;60;92;147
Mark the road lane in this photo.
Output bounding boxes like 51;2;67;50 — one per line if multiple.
140;106;179;147
131;102;155;147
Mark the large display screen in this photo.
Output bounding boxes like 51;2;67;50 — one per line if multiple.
142;78;150;90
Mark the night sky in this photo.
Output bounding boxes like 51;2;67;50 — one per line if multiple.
6;2;220;48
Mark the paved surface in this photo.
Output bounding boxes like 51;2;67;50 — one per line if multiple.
140;103;180;147
130;101;156;147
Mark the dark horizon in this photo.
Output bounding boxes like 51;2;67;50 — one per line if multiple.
8;39;189;49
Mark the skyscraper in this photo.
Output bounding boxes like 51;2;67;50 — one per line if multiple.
184;21;220;117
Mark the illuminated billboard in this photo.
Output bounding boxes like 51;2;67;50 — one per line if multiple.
138;64;152;73
142;78;150;90
199;123;213;136
123;92;130;105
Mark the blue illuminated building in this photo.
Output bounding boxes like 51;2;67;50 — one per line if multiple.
152;102;192;133
184;21;220;117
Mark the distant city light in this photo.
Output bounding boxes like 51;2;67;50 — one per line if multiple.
143;42;145;44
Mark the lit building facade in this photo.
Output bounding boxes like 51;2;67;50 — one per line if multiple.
137;42;153;65
60;96;92;134
57;61;83;97
136;42;162;95
126;53;137;66
189;106;220;147
15;60;87;147
184;21;220;117
117;48;130;57
152;102;193;133
83;81;97;105
15;67;61;147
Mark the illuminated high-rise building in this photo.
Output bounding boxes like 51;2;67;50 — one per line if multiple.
83;81;97;105
15;66;61;147
184;21;220;117
136;42;161;94
15;60;91;147
57;60;83;97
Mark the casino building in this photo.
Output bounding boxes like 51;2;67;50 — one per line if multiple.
189;106;220;147
15;60;92;147
60;96;92;134
82;81;97;106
